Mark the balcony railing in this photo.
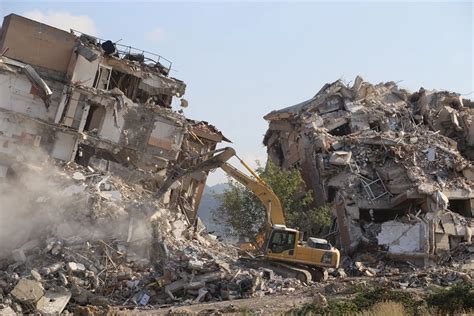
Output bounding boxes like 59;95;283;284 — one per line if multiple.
70;29;172;76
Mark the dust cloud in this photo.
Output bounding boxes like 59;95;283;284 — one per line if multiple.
0;148;134;259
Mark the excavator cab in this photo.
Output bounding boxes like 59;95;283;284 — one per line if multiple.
265;225;340;270
266;225;298;255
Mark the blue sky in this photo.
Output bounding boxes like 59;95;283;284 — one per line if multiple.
1;1;472;184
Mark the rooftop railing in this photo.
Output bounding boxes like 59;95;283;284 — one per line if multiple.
70;29;172;76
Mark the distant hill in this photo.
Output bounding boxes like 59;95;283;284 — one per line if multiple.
197;183;229;236
207;183;229;195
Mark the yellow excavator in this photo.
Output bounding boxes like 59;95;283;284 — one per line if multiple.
156;147;340;282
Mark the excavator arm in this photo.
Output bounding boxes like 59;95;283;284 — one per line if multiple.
219;162;285;226
219;161;285;251
156;147;285;249
155;147;236;199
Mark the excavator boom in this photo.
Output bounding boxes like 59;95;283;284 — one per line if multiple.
155;147;236;199
220;162;284;226
156;147;285;227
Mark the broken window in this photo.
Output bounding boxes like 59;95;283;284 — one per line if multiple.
60;91;86;130
448;199;472;217
359;208;408;223
93;65;112;90
75;144;119;168
359;173;390;201
327;185;338;203
268;231;296;254
154;94;173;108
109;70;140;100
328;122;351;136
93;66;143;101
83;105;106;134
135;88;173;108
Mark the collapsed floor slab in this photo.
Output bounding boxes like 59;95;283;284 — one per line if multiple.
263;76;473;260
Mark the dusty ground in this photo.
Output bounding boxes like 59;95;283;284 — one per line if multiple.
115;292;315;315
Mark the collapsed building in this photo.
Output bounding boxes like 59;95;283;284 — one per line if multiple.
263;76;474;266
0;14;269;314
0;14;316;315
0;13;229;218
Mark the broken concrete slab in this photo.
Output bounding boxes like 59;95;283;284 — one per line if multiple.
36;287;71;314
67;262;86;273
30;270;42;282
0;306;15;315
11;279;44;304
377;221;423;253
329;151;352;166
72;171;86;181
165;279;187;295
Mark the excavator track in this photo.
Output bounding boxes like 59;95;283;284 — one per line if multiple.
238;257;326;283
270;261;313;283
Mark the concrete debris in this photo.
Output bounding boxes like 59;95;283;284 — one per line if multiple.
10;279;44;305
0;13;472;314
329;151;352;166
0;13;308;314
36;287;72;315
264;76;473;265
72;172;86;181
343;244;474;288
312;292;328;307
0;14;308;308
377;221;423;253
0;161;309;312
66;262;86;273
0;306;15;315
30;270;41;282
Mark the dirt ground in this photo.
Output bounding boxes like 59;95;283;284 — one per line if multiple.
114;292;316;315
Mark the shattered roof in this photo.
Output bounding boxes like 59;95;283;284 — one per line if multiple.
263;96;318;120
264;77;471;122
263;80;341;120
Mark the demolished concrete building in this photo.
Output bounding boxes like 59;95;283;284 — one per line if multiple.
0;13;228;219
0;14;275;314
264;76;474;265
0;13;472;314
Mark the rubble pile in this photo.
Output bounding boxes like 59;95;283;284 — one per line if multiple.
263;76;473;262
316;247;474;298
0;14;308;314
0;161;305;314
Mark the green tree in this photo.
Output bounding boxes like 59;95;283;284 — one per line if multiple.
212;161;332;241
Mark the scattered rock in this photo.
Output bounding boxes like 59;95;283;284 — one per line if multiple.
11;279;44;304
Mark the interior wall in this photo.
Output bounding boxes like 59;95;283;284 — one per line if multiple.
70;54;100;87
84;105;106;132
99;106;124;143
51;131;76;161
